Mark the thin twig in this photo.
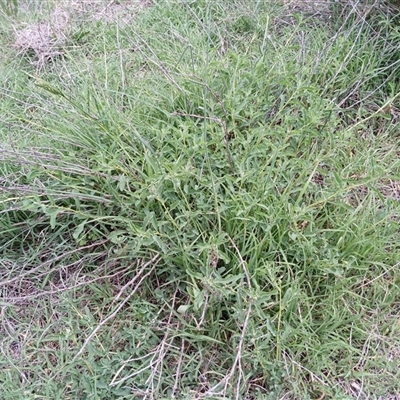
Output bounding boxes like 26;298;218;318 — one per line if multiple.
227;236;253;399
0;240;109;288
196;292;209;329
4;266;130;302
171;111;222;123
356;261;400;290
348;90;400;132
284;351;328;387
145;286;180;395
232;301;253;399
228;236;252;288
204;236;253;399
110;352;161;387
172;336;185;397
72;254;160;361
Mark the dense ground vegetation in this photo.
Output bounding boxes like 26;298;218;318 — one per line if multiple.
0;1;400;399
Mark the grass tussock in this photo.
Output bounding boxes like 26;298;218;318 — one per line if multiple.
1;0;400;399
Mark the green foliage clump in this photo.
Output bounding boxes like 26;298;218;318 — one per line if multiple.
1;1;400;399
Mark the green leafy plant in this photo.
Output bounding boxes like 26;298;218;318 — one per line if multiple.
0;1;400;399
